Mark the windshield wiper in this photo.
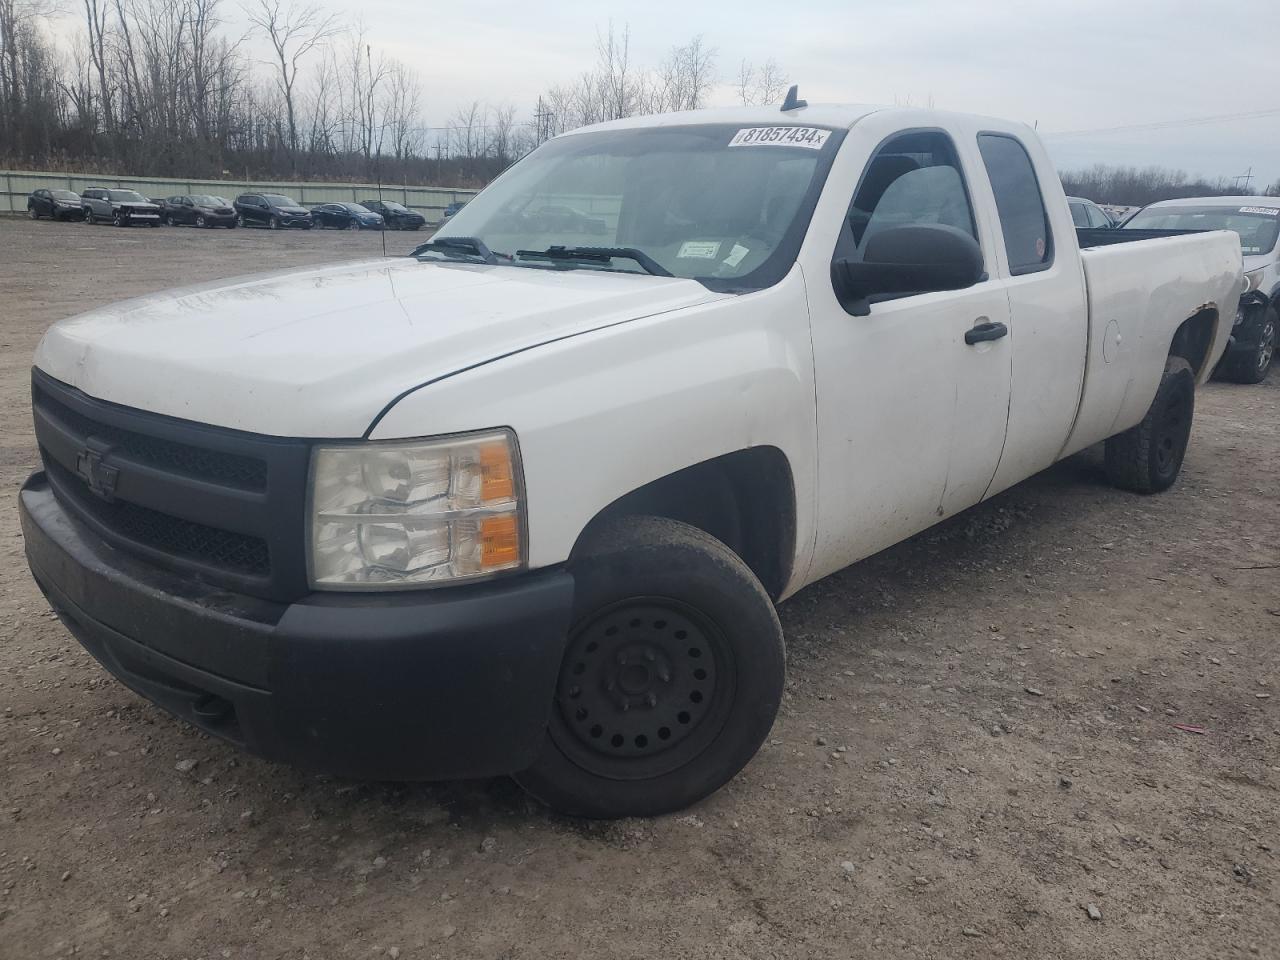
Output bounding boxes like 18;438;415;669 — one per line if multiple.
410;236;499;264
514;246;672;277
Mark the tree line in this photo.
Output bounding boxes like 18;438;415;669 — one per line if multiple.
1060;164;1280;207
0;4;787;184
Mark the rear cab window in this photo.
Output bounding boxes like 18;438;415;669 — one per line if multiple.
977;134;1053;274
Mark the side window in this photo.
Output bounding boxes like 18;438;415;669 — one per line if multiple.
1069;202;1089;228
836;130;978;259
1087;204;1110;229
977;134;1052;274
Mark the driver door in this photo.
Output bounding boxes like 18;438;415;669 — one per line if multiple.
804;123;1013;582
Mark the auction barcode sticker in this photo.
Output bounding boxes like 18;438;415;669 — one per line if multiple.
1239;206;1279;216
729;126;831;149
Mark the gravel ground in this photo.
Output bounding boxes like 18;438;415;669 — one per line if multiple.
0;216;1277;960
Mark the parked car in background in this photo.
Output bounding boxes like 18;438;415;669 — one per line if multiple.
81;188;161;227
1123;196;1278;382
440;199;467;222
233;193;313;229
27;188;84;221
19;104;1242;818
160;195;237;228
1067;196;1115;229
358;199;426;231
310;202;384;231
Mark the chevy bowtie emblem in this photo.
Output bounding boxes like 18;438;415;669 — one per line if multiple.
75;446;120;501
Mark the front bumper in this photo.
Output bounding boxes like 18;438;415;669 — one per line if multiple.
19;472;575;780
277;214;312;228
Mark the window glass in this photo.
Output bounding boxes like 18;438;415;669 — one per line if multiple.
1123;204;1280;256
1069;202;1089;228
838;130;977;259
978;134;1052;273
1087;204;1110;229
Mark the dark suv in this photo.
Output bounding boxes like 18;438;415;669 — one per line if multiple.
357;199;426;231
233;193;313;229
161;195;238;228
28;188;85;221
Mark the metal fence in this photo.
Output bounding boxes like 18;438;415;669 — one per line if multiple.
2;169;478;222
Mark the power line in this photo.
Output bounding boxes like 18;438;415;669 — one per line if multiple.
1043;106;1280;139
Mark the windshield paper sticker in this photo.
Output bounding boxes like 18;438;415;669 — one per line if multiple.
723;244;750;268
729;126;830;149
1239;206;1279;216
678;240;722;259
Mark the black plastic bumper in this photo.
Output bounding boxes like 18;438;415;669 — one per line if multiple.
19;472;575;780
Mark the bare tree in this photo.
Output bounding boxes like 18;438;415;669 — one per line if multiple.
246;0;338;171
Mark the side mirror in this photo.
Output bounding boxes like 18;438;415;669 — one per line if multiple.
831;224;986;316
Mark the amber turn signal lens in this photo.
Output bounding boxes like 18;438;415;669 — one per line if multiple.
480;443;515;502
480;514;520;569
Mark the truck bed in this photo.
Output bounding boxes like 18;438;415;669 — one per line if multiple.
1076;227;1204;248
1061;229;1242;459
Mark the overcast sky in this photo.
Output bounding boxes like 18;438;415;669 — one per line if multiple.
54;0;1280;186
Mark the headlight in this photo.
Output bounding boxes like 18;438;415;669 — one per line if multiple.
308;430;524;589
1243;268;1266;293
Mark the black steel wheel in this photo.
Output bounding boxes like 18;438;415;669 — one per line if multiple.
550;599;734;781
515;516;785;818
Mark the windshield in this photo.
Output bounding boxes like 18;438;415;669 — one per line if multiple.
108;190;147;202
381;201;408;212
433;122;843;287
1124;204;1280;256
263;194;299;206
52;190;78;201
344;203;374;214
191;195;228;206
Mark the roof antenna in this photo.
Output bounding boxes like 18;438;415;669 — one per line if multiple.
780;84;807;112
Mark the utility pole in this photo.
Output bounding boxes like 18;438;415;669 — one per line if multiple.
534;97;554;145
1232;166;1254;192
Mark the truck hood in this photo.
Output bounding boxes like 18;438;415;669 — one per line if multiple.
35;258;725;437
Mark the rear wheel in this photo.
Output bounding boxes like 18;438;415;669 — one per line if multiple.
514;516;785;818
1219;304;1276;384
1105;356;1195;494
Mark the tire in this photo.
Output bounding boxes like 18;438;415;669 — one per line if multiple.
83;209;94;224
1104;356;1195;494
514;516;785;818
237;214;246;227
112;211;124;227
28;205;39;220
412;223;422;231
268;216;279;229
227;222;236;229
1218;304;1276;384
347;220;360;231
195;214;206;228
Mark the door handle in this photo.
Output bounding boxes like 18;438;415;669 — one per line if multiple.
965;320;1009;345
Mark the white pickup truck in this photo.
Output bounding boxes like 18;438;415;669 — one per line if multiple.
20;102;1241;818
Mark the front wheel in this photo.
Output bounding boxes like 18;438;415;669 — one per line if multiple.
1105;356;1195;494
1219;304;1276;384
347;219;360;231
83;209;94;224
195;214;206;228
28;205;39;220
514;516;785;818
112;211;124;227
268;216;279;229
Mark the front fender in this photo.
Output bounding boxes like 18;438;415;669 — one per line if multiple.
368;267;819;589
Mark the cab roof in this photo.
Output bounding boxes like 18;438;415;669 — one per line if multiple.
565;103;883;135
